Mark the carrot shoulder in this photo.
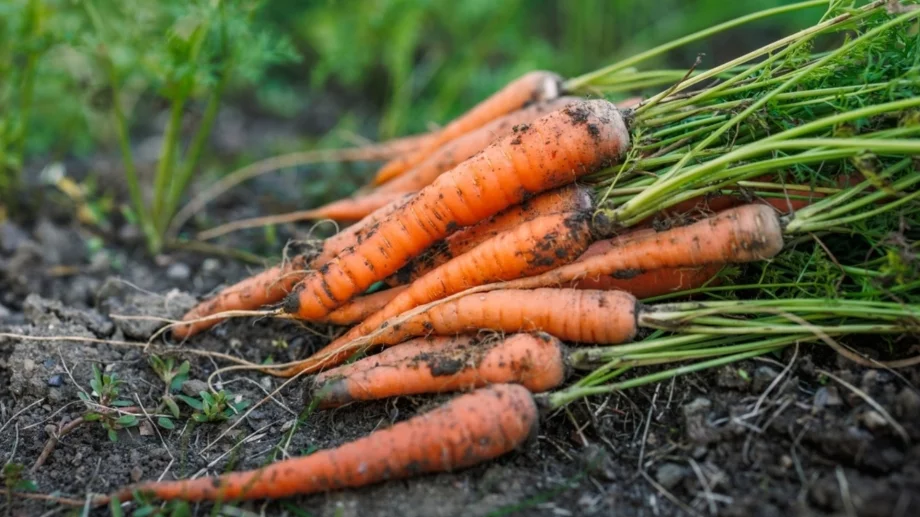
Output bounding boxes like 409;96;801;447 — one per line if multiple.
373;70;563;185
283;99;630;321
117;384;538;502
307;333;567;408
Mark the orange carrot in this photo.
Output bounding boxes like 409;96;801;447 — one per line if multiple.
307;333;567;408
197;191;410;241
317;210;595;355
173;194;414;339
376;96;581;194
489;204;785;293
322;286;407;326
390;184;595;285
571;264;722;299
283;99;630;321
116;384;538;502
274;288;638;376
373;70;563;185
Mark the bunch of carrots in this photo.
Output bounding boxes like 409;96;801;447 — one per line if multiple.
92;0;920;509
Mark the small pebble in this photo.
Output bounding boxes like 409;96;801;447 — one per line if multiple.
43;358;55;369
22;358;35;372
181;379;209;397
131;466;144;482
167;262;191;280
47;374;64;387
202;258;221;274
655;462;687;490
752;366;779;392
860;410;888;432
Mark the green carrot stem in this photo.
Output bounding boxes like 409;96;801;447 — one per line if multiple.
564;0;829;91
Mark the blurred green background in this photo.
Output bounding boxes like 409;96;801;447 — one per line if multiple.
1;0;825;245
3;0;822;161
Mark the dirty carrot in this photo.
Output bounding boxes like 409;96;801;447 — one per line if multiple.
306;333;567;408
273;288;638;376
282;99;630;321
197;191;411;241
571;264;722;298
322;286;407;326
495;203;785;293
376;96;581;194
390;184;594;285
114;384;538;502
372;70;563;185
317;210;595;354
173;194;413;338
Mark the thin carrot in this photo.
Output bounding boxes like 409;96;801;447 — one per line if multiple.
282;99;630;321
115;384;538;502
495;203;785;292
173;194;414;338
197;191;410;241
372;70;563;185
322;286;407;326
376;96;581;194
571;264;722;298
390;184;594;285
317;210;595;355
307;333;567;408
273;288;638;376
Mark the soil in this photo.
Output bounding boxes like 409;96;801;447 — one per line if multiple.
2;119;919;517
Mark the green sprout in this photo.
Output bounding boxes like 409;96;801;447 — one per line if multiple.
178;390;249;423
78;365;138;442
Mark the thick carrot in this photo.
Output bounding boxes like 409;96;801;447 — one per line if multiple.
116;384;538;502
376;96;581;194
390;184;595;285
274;288;638;376
373;70;563;185
317;210;595;355
283;99;630;321
322;286;407;326
197;192;411;241
571;264;722;298
173;194;414;339
307;333;566;408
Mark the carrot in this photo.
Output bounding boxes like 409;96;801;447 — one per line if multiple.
316;210;595;355
307;333;566;408
372;70;563;186
571;264;722;298
491;203;785;293
376;96;581;194
282;99;630;321
322;286;407;326
390;184;595;285
115;384;538;502
173;194;414;338
197;191;410;241
274;288;638;376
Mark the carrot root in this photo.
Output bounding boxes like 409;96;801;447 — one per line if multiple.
118;384;538;502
